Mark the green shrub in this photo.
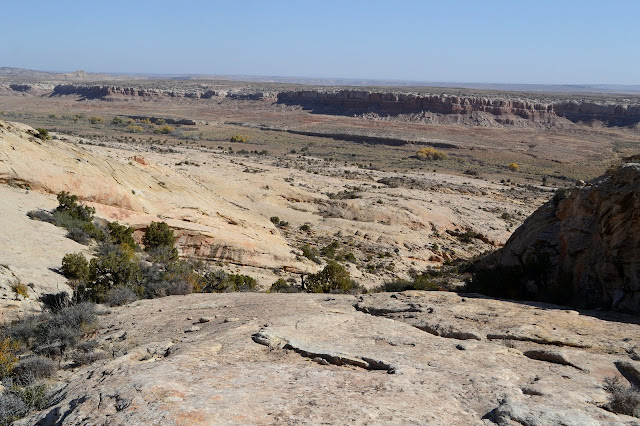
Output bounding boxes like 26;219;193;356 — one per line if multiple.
84;245;139;302
111;116;124;125
373;274;440;292
300;245;321;264
35;128;51;140
300;224;311;232
269;278;302;293
55;191;95;222
107;221;136;249
320;241;339;259
201;270;257;293
26;210;55;224
61;253;89;281
143;222;175;252
305;261;361;294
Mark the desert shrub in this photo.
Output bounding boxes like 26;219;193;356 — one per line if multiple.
143;222;175;252
300;245;321;264
0;392;27;425
163;260;205;294
155;125;175;134
12;356;57;385
127;125;144;133
40;292;70;313
10;280;29;299
300;224;311;232
35;128;51;140
553;187;570;205
71;348;107;366
0;337;20;379
83;245;139;302
60;253;89;281
320;241;339;259
230;134;249;143
104;286;138;306
201;270;229;293
416;147;447;160
10;383;51;413
26;210;55;224
305;261;361;294
343;252;357;263
7;302;97;349
270;216;280;225
107;221;136;249
88;116;104;124
269;278;303;293
226;274;258;291
508;162;520;171
111;116;124;125
603;376;640;417
65;227;91;245
373;274;440;292
55;191;95;223
147;246;179;264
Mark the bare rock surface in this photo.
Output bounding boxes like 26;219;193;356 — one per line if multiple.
18;292;640;425
0;185;85;322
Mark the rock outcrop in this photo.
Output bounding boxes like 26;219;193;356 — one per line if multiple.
478;158;640;313
17;291;640;424
44;83;640;127
277;90;640;126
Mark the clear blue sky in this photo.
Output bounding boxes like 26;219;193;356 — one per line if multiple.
2;0;638;84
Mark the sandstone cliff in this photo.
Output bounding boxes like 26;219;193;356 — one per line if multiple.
477;158;640;313
44;83;640;127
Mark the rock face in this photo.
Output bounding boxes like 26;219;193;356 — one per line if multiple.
17;291;640;424
482;159;640;313
277;90;640;126
45;84;640;127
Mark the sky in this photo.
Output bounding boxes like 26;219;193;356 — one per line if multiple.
1;0;639;85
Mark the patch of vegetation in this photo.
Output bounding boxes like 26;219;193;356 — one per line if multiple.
10;280;29;299
305;261;362;294
35;128;51;140
230;134;249;143
88;116;104;125
416;147;448;160
127;125;144;133
508;162;520;171
1;299;101;424
269;278;303;293
155;125;175;134
603;376;640;417
300;245;321;264
111;116;125;125
60;253;90;281
373;274;440;292
143;222;175;252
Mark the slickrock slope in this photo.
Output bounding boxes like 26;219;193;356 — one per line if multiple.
481;158;640;313
18;292;640;425
0;186;88;322
0;120;310;275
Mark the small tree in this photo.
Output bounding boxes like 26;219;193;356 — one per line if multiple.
56;191;95;222
143;222;175;252
306;261;358;293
